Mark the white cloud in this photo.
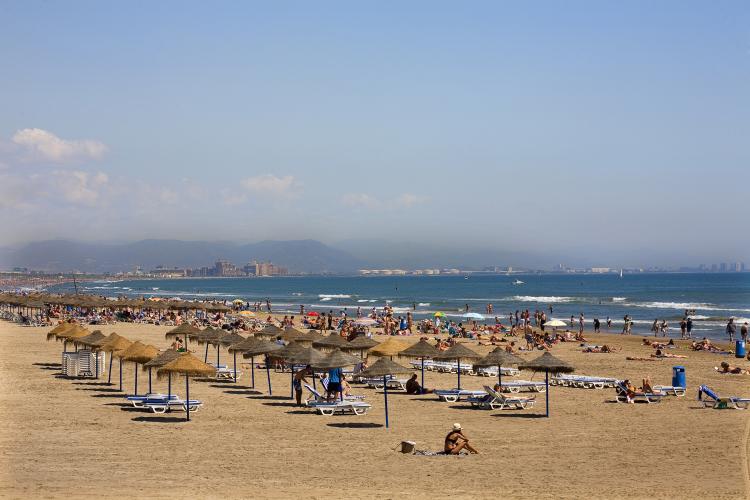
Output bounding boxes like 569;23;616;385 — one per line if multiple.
53;170;109;206
240;174;297;195
342;193;380;209
342;192;427;210
12;128;108;162
394;193;426;208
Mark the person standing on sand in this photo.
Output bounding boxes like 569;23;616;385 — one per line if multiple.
293;365;311;406
593;318;600;333
741;322;748;342
579;313;584;335
686;317;693;338
726;318;736;343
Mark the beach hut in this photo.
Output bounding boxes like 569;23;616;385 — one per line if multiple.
156;353;215;421
119;342;159;395
360;358;412;428
143;349;182;397
342;336;379;359
368;337;409;359
99;334;132;390
241;341;283;395
519;352;574;418
474;347;525;386
311;348;362;401
433;344;481;390
398;340;439;394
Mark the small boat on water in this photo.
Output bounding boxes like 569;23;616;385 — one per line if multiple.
513;279;525;285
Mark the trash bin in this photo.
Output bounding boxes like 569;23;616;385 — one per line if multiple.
735;341;746;358
672;366;686;388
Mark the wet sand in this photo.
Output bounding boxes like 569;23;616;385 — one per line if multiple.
1;321;749;499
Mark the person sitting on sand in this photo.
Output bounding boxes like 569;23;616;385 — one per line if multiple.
405;373;432;395
716;361;750;375
444;423;478;455
652;349;687;359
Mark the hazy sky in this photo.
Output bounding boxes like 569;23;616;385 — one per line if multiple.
1;1;748;266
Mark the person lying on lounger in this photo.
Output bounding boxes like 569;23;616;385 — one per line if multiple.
444;423;479;455
640;377;658;393
652;349;687;358
716;362;750;375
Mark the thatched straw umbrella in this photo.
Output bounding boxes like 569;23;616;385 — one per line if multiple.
47;322;74;340
165;323;202;350
276;341;307;398
281;327;307;344
119;342;159;395
311;348;362;401
433;343;481;390
256;324;284;339
228;337;265;387
398;340;439;395
360;358;412;428
156;353;215;421
196;327;224;363
99;334;132;390
474;347;526;386
342;336;379;359
312;334;349;351
241;341;283;395
519;352;574;418
368;337;409;359
143;349;182;397
76;330;108;378
212;332;246;380
285;347;326;392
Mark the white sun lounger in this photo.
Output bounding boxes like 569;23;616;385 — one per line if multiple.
362;377;408;391
499;380;546;393
475;366;520;377
653;385;686;397
615;382;665;404
434;388;487;403
126;393;179;408
698;385;750;409
467;385;536;410
305;384;365;403
551;374;618;389
143;397;203;413
306;400;372;416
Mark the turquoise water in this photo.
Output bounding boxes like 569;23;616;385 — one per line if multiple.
51;273;749;339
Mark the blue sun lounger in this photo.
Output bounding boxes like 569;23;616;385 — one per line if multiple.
698;385;750;409
143;397;203;413
126;393;179;408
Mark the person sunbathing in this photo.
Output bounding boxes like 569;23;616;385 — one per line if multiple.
444;423;479;455
640;377;658;393
652;349;686;358
716;361;750;375
622;379;639;403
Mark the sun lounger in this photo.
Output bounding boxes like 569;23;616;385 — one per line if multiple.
126;393;179;408
143;397;203;413
551;374;618;389
305;384;365;403
653;385;686;397
467;385;536;410
698;385;750;409
434;388;487;403
361;377;408;391
615;382;665;403
499;380;546;393
215;366;241;380
306;400;372;416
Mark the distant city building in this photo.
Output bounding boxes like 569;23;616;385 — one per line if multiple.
589;267;611;273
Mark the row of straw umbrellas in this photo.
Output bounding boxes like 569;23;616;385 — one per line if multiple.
1;292;232;312
47;321;573;424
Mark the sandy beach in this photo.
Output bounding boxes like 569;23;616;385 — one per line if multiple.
1;320;749;499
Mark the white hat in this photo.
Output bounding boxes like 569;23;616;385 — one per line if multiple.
452;423;462;431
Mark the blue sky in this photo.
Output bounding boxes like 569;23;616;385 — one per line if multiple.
0;1;748;266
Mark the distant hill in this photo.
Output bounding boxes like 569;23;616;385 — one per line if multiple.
0;239;364;274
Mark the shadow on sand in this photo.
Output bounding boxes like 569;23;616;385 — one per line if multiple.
326;422;383;429
132;416;186;423
33;362;61;367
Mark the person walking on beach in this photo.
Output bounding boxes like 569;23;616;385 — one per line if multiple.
741;322;748;342
606;317;611;330
651;319;659;337
726;318;736;343
686;317;693;338
578;314;584;335
680;318;687;339
593;318;600;333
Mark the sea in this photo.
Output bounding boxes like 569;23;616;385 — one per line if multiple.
49;273;749;340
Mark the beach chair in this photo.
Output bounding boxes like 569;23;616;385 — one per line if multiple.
305;384;365;403
215;365;241;381
467;385;536;410
499;380;547;393
653;385;686;397
143;397;203;413
615;382;665;404
306;399;372;416
362;377;408;391
697;385;750;409
126;393;179;408
434;388;487;403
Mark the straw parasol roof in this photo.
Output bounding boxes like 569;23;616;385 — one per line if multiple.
62;325;91;342
156;352;216;378
76;330;108;347
241;341;283;358
360;357;412;378
474;347;526;368
281;327;306;343
433;343;481;361
311;348;362;370
227;337;264;353
398;339;440;359
88;332;118;349
47;322;74;340
142;349;182;370
217;332;246;346
275;341;306;360
368;337;409;357
312;334;350;350
120;342;160;364
165;323;202;339
196;327;224;345
342;336;379;351
519;352;574;374
99;333;133;353
285;347;325;366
